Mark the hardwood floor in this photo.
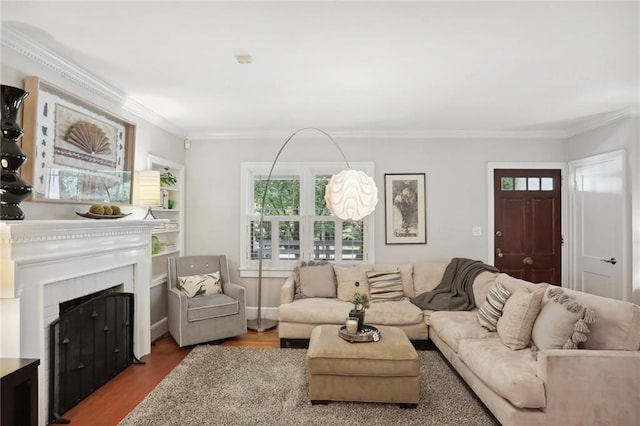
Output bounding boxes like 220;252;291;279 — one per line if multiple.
54;327;280;425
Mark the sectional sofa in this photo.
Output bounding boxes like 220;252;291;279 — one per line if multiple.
277;260;640;426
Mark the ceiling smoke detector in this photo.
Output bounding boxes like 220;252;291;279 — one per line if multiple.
235;53;252;64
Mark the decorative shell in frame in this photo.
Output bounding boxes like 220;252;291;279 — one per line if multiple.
66;121;112;155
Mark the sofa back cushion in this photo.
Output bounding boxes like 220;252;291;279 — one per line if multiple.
373;263;414;297
561;288;640;350
472;271;501;308
412;262;447;296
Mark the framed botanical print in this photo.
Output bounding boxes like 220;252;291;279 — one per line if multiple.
21;76;136;204
384;173;426;244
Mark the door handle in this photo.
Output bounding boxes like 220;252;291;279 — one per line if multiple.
523;256;533;265
496;248;504;258
600;258;617;265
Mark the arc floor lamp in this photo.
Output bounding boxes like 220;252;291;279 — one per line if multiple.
247;128;379;332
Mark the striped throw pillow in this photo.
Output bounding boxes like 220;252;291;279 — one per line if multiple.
367;270;403;302
477;281;511;331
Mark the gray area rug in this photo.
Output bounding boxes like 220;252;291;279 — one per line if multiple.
120;346;498;426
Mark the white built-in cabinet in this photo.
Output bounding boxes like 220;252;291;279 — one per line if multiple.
147;154;184;341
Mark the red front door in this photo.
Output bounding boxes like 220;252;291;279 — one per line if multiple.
494;169;561;285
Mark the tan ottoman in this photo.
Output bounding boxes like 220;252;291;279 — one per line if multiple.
306;325;420;407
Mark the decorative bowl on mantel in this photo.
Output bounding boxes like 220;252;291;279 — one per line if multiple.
76;212;131;220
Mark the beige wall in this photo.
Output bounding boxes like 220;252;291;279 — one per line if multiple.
184;135;565;311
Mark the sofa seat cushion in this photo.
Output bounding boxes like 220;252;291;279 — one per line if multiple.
458;338;545;408
278;298;424;326
278;298;352;324
187;293;239;322
364;299;424;325
429;311;495;352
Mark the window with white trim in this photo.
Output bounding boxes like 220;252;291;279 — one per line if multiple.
240;162;375;277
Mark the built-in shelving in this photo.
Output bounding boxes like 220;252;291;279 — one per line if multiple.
147;154;185;342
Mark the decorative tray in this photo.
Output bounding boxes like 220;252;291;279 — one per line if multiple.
338;325;381;343
76;212;131;220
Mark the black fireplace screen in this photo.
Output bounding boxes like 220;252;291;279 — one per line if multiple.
49;292;135;422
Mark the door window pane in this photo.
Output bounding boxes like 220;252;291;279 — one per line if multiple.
501;177;513;191
342;221;364;261
278;221;300;260
514;177;527;191
528;177;540;191
541;177;554;191
313;221;335;260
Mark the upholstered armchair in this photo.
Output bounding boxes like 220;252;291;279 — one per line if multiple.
167;255;247;347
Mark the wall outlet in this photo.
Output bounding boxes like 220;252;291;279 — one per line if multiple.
472;226;482;236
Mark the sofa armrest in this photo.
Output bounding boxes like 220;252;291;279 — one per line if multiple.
537;349;640;424
281;276;295;305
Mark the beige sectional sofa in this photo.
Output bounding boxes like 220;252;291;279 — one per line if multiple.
277;261;640;426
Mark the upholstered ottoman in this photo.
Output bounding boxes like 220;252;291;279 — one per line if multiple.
306;324;420;407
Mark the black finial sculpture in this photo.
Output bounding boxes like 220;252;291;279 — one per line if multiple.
1;84;32;220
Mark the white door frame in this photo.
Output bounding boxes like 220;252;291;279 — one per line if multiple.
487;162;569;286
568;150;630;300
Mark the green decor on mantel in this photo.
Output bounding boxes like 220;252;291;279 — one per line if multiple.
160;168;177;187
349;291;370;331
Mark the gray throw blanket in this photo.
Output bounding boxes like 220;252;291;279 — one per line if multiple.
410;258;499;311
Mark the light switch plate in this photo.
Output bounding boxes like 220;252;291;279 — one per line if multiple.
472;226;482;236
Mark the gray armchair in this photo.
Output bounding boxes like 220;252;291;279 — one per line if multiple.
167;255;247;347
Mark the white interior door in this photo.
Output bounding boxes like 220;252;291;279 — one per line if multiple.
569;150;627;300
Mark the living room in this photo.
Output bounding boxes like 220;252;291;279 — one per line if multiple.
1;1;639;425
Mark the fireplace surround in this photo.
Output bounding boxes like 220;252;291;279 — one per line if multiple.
0;219;157;425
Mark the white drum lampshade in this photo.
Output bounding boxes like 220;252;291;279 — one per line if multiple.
325;169;378;221
133;170;161;219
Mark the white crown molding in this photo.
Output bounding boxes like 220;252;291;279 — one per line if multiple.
564;107;639;138
187;128;568;141
1;26;187;138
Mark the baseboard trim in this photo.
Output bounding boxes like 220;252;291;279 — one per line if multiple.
245;307;278;321
151;317;168;342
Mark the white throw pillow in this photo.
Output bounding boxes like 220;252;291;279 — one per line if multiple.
178;272;222;298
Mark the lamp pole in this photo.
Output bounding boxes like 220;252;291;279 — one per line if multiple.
247;128;377;332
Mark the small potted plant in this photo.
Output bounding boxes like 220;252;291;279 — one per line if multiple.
349;292;370;332
160;168;177;187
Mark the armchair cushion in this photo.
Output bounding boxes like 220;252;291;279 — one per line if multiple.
178;272;222;297
187;293;239;322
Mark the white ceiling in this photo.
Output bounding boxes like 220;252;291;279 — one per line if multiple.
1;1;639;139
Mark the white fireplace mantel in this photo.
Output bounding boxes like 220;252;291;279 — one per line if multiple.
0;219;158;425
